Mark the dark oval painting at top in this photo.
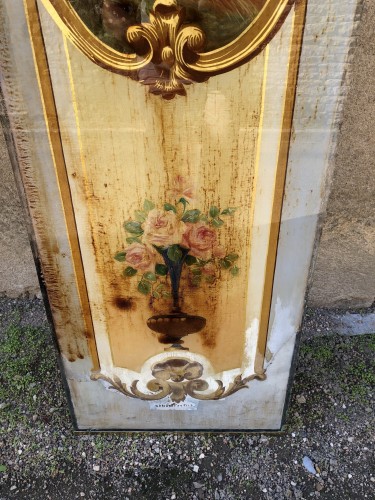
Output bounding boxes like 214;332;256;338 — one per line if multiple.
69;0;268;53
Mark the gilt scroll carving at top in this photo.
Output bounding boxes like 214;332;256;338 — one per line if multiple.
126;1;207;99
40;0;294;99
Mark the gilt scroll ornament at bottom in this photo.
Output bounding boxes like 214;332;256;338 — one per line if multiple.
92;358;266;403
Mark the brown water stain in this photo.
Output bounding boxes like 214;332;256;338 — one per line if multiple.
113;296;136;311
200;328;216;349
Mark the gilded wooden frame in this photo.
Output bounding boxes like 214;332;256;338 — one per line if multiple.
38;0;295;98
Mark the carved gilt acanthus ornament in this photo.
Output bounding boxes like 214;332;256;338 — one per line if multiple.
39;0;294;98
92;358;266;403
126;1;207;99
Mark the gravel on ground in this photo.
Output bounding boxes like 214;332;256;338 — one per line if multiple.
0;297;374;499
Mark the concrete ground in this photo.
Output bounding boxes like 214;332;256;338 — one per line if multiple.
0;297;374;499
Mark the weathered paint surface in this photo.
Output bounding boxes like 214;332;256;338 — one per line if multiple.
54;45;264;373
38;0;296;381
0;0;358;429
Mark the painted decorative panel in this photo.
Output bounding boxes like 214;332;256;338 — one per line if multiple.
0;0;357;429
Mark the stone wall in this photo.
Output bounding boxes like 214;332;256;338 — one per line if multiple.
307;0;375;308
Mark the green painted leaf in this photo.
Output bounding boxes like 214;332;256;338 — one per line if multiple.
143;271;157;282
124;221;143;235
178;197;189;211
199;214;209;222
209;206;220;218
185;255;198;266
196;258;207;266
226;253;239;262
155;264;168;276
123;266;137;277
138;280;151;295
212;217;224;228
162;290;172;298
152;290;161;299
126;236;141;244
221;207;237;216
164;203;177;213
205;275;216;284
152;245;164;255
230;265;240;276
114;252;126;262
219;258;232;270
143;199;155;212
0;465;6;473
167;244;183;262
191;267;202;276
182;209;201;223
134;210;147;222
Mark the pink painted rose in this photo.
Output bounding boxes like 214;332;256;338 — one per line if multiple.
182;222;218;260
125;243;155;271
142;209;186;247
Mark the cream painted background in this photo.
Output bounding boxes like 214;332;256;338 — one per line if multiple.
57;45;264;373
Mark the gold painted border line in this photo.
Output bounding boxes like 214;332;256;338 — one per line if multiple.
243;45;269;360
62;37;118;367
24;0;100;370
254;0;308;375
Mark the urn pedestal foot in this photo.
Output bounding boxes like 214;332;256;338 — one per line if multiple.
147;312;206;350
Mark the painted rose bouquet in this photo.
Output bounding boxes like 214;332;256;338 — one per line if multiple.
115;195;240;306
